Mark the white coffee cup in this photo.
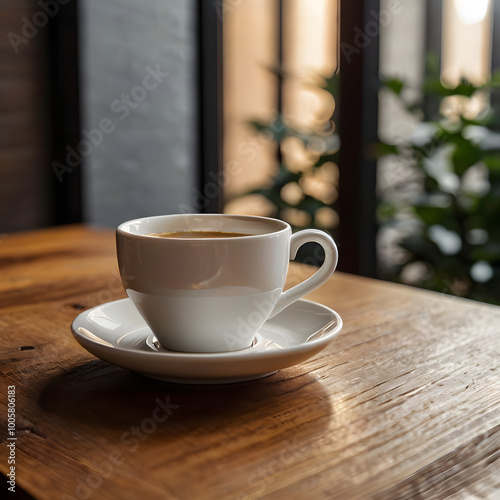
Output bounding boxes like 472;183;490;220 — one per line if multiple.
116;214;338;353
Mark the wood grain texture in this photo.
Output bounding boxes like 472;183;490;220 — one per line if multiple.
0;226;499;499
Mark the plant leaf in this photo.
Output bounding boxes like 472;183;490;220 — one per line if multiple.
382;77;405;96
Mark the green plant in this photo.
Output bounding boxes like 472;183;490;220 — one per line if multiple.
377;70;500;304
237;72;340;234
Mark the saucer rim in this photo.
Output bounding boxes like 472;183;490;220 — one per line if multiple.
71;298;343;360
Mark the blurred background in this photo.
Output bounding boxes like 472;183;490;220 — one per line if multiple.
1;0;500;303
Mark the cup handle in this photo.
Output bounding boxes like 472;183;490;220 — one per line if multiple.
269;229;338;319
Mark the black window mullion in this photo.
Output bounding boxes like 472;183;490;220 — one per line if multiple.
196;0;223;213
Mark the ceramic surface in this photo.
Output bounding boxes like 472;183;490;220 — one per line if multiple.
71;298;343;384
116;214;338;352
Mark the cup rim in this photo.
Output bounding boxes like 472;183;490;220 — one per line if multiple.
117;213;291;240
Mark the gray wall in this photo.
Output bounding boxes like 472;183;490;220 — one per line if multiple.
80;0;197;227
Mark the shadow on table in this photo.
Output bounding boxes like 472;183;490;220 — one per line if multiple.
39;359;333;448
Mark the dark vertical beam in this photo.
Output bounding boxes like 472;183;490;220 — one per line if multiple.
491;0;500;109
337;0;379;277
425;0;443;60
277;0;284;165
47;0;82;224
423;0;443;119
492;0;500;69
197;0;223;213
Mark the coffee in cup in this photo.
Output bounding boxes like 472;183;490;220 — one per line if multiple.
150;231;250;239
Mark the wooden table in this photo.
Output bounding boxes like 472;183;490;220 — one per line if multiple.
1;225;500;499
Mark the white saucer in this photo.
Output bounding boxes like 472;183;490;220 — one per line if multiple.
71;298;342;384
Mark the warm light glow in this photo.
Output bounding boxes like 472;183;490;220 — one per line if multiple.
454;0;489;25
442;0;492;85
222;0;339;219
